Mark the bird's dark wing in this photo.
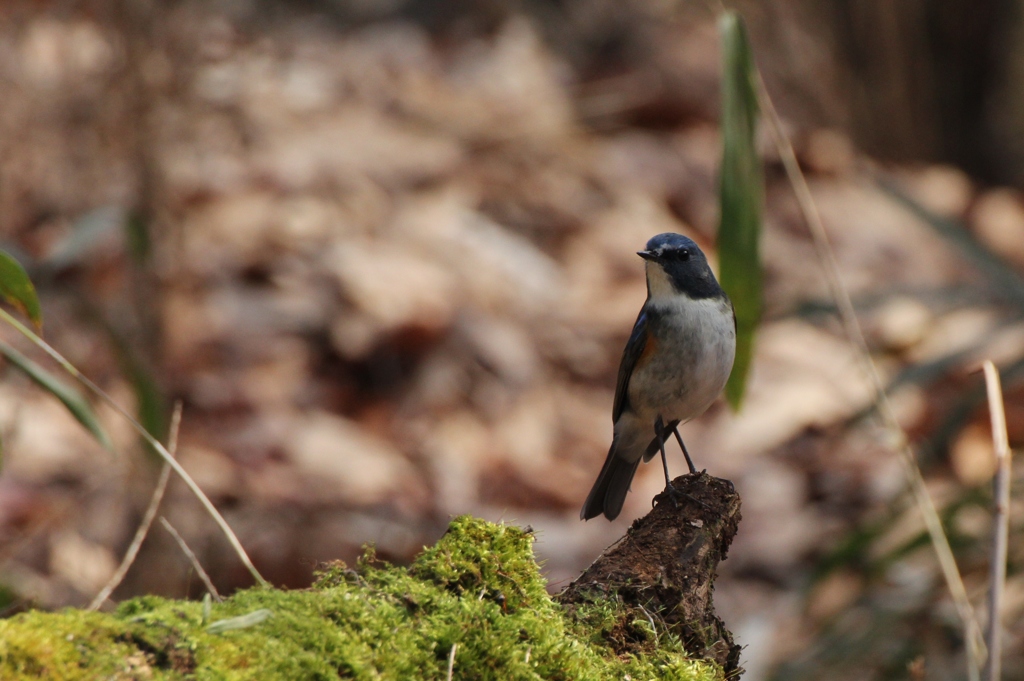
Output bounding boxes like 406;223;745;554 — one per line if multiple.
612;307;652;422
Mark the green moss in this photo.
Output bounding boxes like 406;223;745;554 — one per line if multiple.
0;516;722;680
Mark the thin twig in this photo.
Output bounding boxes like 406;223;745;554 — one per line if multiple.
88;402;183;610
0;308;267;587
159;516;221;601
755;73;985;677
637;603;660;643
983;361;1011;681
446;642;457;681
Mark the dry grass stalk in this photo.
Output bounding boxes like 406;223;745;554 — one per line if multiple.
0;308;268;587
159;517;222;602
446;642;457;681
88;402;184;610
982;360;1011;681
755;72;985;678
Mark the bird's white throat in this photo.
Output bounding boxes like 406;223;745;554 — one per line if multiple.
644;261;678;302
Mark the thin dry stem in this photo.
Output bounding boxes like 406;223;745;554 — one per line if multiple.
88;402;184;610
160;516;221;601
755;74;985;676
446;642;457;681
983;360;1011;681
0;307;268;587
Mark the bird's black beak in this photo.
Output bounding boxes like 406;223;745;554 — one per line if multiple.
637;250;659;262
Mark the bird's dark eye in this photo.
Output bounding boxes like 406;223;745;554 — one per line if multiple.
679;249;690;261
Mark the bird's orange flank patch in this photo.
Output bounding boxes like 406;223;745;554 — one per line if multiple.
636;331;658;367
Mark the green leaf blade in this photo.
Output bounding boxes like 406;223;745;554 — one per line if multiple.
0;251;42;330
0;343;114;452
207;608;273;633
717;12;763;411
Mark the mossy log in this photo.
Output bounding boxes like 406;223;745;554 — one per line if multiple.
0;475;740;680
558;472;743;676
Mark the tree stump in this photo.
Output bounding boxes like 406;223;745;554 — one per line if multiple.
558;472;743;676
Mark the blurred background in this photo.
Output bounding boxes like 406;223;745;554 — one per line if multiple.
1;0;1024;679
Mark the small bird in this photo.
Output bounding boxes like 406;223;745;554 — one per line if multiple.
580;233;736;521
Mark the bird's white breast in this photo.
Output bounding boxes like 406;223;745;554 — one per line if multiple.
628;293;736;424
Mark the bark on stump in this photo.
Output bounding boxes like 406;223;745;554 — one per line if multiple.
558;472;742;677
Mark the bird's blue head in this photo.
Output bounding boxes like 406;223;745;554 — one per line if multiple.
638;233;725;300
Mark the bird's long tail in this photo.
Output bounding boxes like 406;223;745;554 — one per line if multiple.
580;444;642;521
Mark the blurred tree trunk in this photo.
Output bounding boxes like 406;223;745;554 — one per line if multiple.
820;0;1018;183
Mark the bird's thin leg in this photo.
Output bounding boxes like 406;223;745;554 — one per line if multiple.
654;416;674;491
653;418;713;513
671;425;698;475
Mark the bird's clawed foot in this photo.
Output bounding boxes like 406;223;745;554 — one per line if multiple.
656;477;715;513
654;479;681;509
